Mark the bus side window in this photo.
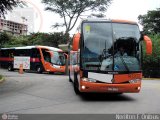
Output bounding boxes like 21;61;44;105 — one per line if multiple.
15;49;25;56
9;53;14;58
45;53;51;62
32;48;41;58
41;49;51;62
1;50;7;57
72;52;77;65
0;50;4;57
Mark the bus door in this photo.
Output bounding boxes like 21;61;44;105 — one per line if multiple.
40;48;52;72
70;51;79;81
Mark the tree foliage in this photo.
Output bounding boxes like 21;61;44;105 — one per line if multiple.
28;32;68;47
4;35;29;47
0;0;25;17
0;32;11;48
138;8;160;34
42;0;112;33
2;32;69;48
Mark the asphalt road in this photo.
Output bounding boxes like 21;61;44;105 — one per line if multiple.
0;68;160;114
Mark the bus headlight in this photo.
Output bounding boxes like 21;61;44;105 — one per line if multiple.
82;77;97;83
129;79;141;83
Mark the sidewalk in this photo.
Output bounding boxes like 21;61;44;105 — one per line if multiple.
143;78;160;80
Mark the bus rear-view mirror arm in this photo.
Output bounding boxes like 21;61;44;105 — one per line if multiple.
63;53;68;59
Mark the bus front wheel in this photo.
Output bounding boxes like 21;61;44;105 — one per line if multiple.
74;73;80;95
69;70;72;82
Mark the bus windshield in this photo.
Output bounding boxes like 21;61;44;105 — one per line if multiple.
81;22;141;72
50;51;65;66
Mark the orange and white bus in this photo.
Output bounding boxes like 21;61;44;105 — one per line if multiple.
0;46;66;73
69;19;152;94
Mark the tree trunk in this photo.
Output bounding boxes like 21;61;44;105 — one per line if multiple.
64;32;70;75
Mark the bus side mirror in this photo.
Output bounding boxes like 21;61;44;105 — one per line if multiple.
72;33;80;51
143;35;152;55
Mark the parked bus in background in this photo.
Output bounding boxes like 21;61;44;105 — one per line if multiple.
69;19;152;94
0;46;67;74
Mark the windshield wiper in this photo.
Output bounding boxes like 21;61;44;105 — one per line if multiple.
118;37;137;41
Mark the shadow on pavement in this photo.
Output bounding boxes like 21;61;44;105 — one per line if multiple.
80;93;135;102
24;70;65;75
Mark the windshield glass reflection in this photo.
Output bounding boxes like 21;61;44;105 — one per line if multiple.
50;51;65;65
112;23;141;71
82;22;141;72
82;22;113;71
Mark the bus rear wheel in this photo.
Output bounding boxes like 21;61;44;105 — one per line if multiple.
49;72;54;74
8;64;14;71
69;70;72;82
36;66;43;73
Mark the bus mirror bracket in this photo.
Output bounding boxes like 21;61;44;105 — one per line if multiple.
72;33;80;51
63;53;68;59
143;35;152;55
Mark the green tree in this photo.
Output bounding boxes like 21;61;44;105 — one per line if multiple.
27;32;47;45
2;32;69;48
0;0;25;17
0;32;11;48
28;32;68;47
138;8;160;34
4;35;29;47
41;32;68;47
42;0;112;34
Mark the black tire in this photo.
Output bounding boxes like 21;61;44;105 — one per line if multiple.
49;72;54;74
8;64;14;71
69;70;72;82
74;73;80;95
110;93;123;95
115;93;123;95
36;66;43;73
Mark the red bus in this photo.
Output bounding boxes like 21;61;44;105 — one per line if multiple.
0;45;67;73
69;19;152;94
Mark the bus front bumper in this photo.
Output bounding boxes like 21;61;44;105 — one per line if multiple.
79;81;141;93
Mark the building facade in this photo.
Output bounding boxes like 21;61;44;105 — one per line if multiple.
6;7;35;34
0;19;28;35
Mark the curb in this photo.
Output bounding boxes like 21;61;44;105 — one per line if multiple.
143;78;160;80
0;76;5;84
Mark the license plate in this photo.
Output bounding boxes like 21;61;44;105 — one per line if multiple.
108;87;119;91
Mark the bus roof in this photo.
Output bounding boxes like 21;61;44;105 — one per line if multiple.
82;18;137;24
0;46;63;52
111;19;137;24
